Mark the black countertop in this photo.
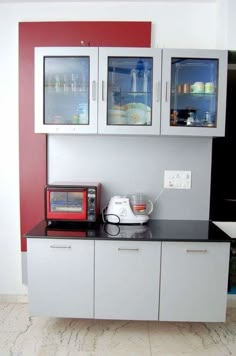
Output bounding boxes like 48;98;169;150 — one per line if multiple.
24;220;231;242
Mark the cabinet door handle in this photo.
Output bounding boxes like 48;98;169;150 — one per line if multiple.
185;249;208;253
92;80;96;101
156;81;161;102
118;248;139;252
165;81;169;102
102;81;105;101
50;245;71;249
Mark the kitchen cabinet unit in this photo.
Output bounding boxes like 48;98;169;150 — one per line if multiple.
159;241;230;322
161;49;227;136
25;220;231;322
94;240;161;320
34;47;98;134
27;239;94;318
35;47;227;136
98;47;162;135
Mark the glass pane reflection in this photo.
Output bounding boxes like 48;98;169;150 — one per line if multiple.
170;58;219;128
44;56;89;125
107;56;153;126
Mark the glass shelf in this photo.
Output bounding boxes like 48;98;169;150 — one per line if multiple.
173;92;216;98
45;88;89;95
171;122;216;128
110;89;151;95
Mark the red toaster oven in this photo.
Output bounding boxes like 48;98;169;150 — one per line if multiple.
45;182;101;223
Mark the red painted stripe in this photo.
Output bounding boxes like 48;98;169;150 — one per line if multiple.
19;21;151;251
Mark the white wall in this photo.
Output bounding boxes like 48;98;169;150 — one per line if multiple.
0;0;231;295
216;0;228;49
0;8;26;295
227;0;236;50
13;1;218;49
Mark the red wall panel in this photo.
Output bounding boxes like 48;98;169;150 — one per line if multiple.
19;21;151;251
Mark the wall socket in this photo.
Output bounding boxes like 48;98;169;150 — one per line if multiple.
164;170;192;189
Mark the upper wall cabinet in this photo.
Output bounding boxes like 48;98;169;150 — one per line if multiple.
98;47;162;135
34;47;227;137
34;47;98;134
161;49;228;137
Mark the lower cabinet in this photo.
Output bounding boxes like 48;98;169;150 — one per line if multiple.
26;238;230;322
159;242;230;322
27;239;94;318
94;240;161;320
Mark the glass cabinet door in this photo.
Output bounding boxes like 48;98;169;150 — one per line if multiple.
98;48;162;135
161;49;227;136
34;47;98;134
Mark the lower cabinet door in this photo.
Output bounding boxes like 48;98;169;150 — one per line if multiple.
94;240;161;320
159;242;230;322
27;239;94;318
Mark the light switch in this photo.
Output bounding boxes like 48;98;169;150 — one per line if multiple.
164;170;192;189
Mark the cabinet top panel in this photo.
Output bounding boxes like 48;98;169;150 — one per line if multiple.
24;220;231;242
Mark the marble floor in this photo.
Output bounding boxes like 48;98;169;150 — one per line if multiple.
1;300;236;356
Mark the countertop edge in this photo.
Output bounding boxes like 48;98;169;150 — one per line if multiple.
24;220;232;243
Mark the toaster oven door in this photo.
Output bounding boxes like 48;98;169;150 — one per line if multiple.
46;189;87;221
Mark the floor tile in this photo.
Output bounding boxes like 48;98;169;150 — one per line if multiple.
0;302;236;356
149;317;236;356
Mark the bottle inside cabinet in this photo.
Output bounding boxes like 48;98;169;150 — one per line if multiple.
107;56;153;126
170;58;218;128
44;57;89;125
